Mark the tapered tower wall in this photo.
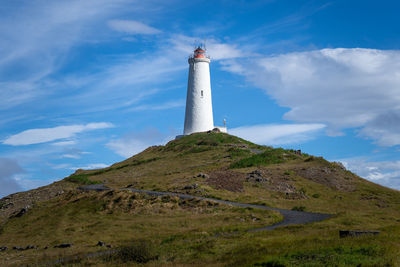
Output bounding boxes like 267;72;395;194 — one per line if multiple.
183;56;214;135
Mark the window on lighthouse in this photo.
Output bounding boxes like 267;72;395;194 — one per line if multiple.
201;90;204;98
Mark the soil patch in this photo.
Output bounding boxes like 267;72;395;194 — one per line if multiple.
207;170;245;192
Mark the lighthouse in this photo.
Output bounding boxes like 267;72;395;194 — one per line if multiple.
183;46;224;135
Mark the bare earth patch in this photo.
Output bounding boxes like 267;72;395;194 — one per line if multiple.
207;170;245;192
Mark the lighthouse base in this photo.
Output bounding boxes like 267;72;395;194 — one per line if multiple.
213;126;227;133
175;126;228;139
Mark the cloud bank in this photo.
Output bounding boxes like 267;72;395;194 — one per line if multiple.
0;158;24;198
340;157;400;190
225;48;400;146
230;123;325;145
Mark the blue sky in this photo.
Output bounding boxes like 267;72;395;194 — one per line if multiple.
1;0;400;197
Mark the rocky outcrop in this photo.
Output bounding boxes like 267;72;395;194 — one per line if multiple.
0;184;67;223
54;243;72;248
339;230;380;238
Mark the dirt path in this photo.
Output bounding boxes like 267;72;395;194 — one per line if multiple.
122;188;333;230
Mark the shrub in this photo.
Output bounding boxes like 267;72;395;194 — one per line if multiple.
255;260;286;267
115;240;158;263
65;174;101;185
291;206;306;211
312;193;320;198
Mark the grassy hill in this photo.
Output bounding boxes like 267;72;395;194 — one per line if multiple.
0;132;399;266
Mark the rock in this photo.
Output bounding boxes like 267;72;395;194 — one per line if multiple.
0;246;7;252
106;244;112;248
339;230;380;238
25;245;36;250
184;184;198;190
2;202;14;209
207;128;221;133
44;246;48;249
12;205;30;218
333;161;347;170
97;241;105;247
13;246;25;251
54;243;72;248
197;173;209;179
247;170;268;183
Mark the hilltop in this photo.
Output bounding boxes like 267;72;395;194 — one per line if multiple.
0;132;399;266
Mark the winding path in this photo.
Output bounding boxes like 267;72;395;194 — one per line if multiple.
121;188;333;231
79;184;332;230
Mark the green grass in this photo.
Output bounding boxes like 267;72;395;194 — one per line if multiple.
255;245;390;266
2;132;400;266
230;148;299;169
0;190;281;266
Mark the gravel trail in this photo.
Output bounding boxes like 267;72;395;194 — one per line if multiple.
122;188;333;231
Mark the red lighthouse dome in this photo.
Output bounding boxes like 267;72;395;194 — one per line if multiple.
194;47;206;58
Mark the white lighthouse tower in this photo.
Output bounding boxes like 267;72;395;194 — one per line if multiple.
183;47;215;135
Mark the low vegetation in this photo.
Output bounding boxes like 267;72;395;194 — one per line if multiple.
0;132;399;266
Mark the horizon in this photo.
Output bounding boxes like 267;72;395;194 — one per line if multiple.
1;0;400;198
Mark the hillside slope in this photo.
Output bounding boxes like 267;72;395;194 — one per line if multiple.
0;132;399;266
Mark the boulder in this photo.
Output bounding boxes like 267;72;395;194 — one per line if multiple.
0;246;7;252
11;205;30;218
247;170;268;183
97;241;105;247
339;230;380;238
197;173;209;179
184;184;198;190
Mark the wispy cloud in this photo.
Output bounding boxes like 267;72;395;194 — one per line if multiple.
107;128;174;158
0;0;134;110
170;35;244;60
230;123;325;146
51;140;77;146
3;122;114;146
129;99;185;111
108;19;161;35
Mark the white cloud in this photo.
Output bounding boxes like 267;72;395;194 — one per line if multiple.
108;19;161;35
69;163;109;170
230;123;325;145
339;157;400;190
3;122;114;146
61;154;81;159
52;140;77;146
107;128;173;158
224;48;400;146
